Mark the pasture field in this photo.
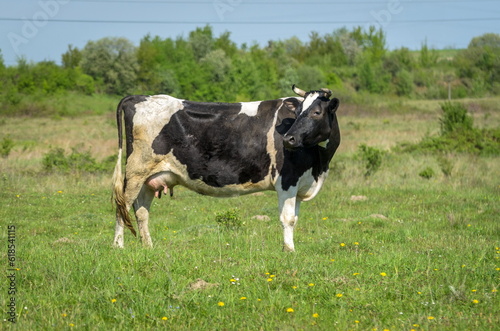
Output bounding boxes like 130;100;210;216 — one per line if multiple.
1;98;499;330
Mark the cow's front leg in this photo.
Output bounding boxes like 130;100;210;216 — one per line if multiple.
278;195;301;252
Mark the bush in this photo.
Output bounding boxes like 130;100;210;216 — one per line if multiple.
398;102;500;156
419;167;435;179
1;137;14;158
440;102;474;135
358;144;384;177
42;147;114;173
214;209;243;230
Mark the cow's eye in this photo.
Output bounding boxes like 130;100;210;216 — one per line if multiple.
313;109;322;116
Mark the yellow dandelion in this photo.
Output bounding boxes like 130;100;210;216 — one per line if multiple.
496;267;500;271
286;308;294;313
471;289;477;292
461;264;466;268
427;316;435;320
353;272;360;276
330;259;335;262
322;217;328;220
492;289;498;293
355;320;360;323
270;274;276;278
340;243;346;247
308;283;315;287
312;313;319;318
265;272;270;275
380;272;387;277
240;297;247;300
472;299;479;304
292;286;298;289
111;299;117;303
162;316;168;321
354;242;359;245
217;302;225;307
413;324;420;327
69;323;75;327
417;291;422;295
61;313;67;317
336;293;343;297
267;278;273;282
230;278;236;282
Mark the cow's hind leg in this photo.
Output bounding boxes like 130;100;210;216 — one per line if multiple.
134;185;155;248
114;211;126;248
113;176;146;248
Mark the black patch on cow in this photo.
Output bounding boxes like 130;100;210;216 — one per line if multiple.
152;99;281;187
121;95;147;159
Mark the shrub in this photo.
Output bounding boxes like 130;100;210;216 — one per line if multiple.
419;167;435;179
214;209;243;230
440;102;473;135
42;146;113;173
398;102;500;156
358;144;383;177
1;137;14;158
437;155;454;177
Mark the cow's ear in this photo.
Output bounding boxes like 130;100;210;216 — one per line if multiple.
283;98;300;113
328;98;340;113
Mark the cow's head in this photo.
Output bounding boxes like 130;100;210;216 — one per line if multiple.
282;85;340;150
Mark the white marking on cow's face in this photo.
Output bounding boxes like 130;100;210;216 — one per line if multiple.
299;92;320;115
239;101;261;116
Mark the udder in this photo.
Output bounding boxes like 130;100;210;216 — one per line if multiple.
145;173;174;198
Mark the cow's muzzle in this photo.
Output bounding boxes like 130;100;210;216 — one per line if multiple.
283;134;301;150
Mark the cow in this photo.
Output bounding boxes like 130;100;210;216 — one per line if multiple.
112;85;340;252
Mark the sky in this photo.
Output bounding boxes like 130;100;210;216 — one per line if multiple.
1;0;499;66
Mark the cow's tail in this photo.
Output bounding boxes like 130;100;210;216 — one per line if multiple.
112;99;137;237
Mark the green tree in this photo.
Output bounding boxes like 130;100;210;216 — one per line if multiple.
81;37;138;95
455;33;500;95
419;41;438;67
189;25;214;61
61;45;82;69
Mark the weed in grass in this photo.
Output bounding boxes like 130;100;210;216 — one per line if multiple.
42;145;115;173
214;208;243;230
1;136;14;157
418;167;435;179
358;144;384;177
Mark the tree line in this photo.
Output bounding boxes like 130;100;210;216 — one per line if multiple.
0;25;499;108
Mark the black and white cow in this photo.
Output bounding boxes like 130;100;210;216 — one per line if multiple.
112;85;340;251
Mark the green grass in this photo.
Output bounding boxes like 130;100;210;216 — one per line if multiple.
1;99;499;330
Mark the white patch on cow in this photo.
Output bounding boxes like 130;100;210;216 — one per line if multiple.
300;92;320;115
297;169;329;201
239;101;261;116
318;139;329;149
133;95;184;141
